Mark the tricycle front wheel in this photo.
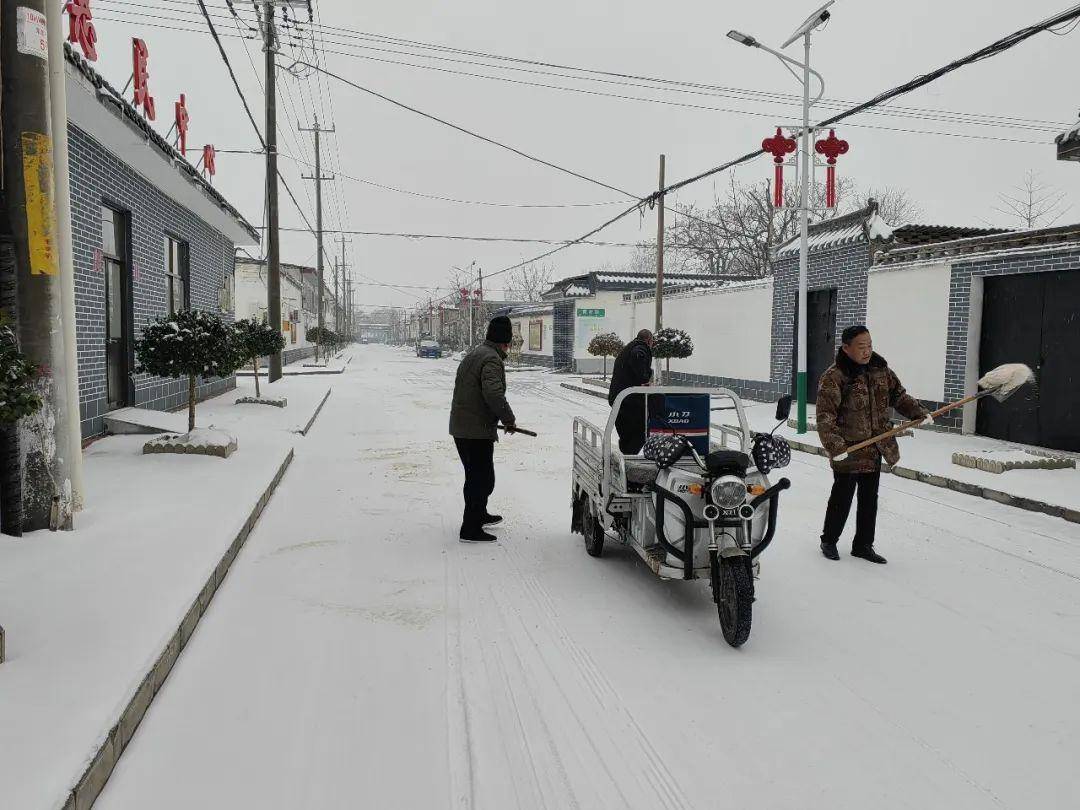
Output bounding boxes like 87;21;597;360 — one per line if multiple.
713;555;753;647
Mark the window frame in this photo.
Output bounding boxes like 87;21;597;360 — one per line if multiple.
163;234;191;315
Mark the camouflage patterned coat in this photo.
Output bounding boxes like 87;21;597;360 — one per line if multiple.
816;350;929;474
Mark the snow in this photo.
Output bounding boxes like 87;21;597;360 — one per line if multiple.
89;347;1080;810
0;373;333;810
143;428;238;456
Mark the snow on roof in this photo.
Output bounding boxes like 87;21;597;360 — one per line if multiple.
593;273;722;286
873;222;1080;271
776;205;895;258
564;284;591;296
508;303;553;317
1056;120;1080;144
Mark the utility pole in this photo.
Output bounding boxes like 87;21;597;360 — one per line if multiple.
654;154;665;333
1;0;76;531
300;116;334;361
477;265;483;339
263;1;282;382
336;232;351;335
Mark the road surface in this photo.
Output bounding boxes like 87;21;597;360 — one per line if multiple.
96;345;1080;810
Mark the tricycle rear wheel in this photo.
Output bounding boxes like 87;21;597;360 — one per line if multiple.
582;496;605;558
714;556;753;647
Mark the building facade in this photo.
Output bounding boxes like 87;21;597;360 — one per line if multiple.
66;45;258;438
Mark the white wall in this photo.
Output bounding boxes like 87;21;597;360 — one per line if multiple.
510;312;554;357
234;261;308;348
866;262;950;402
573;291;636;371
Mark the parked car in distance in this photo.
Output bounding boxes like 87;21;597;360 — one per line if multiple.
417;339;442;358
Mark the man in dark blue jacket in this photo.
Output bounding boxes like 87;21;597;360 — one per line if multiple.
607;329;654;454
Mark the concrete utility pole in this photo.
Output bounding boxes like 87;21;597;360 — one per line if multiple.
795;32;813;435
1;0;76;531
263;1;283;381
46;0;83;511
336;232;350;335
654;154;665;333
300;116;334;360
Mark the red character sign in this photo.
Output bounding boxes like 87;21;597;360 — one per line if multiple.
65;0;98;61
762;127;797;208
202;144;217;177
814;129;849;209
132;38;155;120
174;94;189;155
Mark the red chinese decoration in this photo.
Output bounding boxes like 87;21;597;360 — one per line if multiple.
202;144;216;177
65;0;98;61
174;93;189;155
814;129;850;209
459;287;468;306
132;38;156;120
762;127;797;208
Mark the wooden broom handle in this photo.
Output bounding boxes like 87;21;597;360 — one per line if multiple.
835;391;988;458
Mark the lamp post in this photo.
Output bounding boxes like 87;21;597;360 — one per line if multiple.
727;1;832;434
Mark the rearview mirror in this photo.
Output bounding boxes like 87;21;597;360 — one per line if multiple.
775;395;793;421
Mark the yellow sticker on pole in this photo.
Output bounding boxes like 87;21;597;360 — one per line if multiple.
21;131;59;277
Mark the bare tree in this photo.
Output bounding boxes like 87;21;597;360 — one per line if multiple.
993;170;1071;229
856;185;922;225
503;262;555;302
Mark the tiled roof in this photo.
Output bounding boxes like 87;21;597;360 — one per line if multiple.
875;222;1080;268
775;203;894;257
891;224;1010;246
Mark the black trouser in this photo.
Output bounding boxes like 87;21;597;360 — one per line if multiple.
613;393;663;455
821;468;881;550
454;438;495;532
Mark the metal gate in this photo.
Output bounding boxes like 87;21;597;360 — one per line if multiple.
977;270;1080;451
553;300;575;371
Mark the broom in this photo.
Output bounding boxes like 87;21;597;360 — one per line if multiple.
833;363;1035;461
499;424;538;437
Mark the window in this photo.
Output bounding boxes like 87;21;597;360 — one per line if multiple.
219;270;235;313
164;236;190;315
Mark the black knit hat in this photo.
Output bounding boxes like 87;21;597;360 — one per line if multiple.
486;316;513;344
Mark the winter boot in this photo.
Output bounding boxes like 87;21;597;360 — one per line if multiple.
482;514;503;526
820;541;840;561
460;526;496;543
851;546;887;564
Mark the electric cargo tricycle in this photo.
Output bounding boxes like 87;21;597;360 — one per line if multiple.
571;387;793;647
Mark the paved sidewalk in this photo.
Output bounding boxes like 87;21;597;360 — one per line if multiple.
0;374;335;810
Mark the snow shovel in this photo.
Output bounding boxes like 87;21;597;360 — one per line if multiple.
833;363;1035;460
500;425;538;437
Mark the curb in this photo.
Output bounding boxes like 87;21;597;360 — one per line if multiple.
296;387;333;436
62;448;296;810
558;382;1080;525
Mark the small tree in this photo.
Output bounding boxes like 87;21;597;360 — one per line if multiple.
0;315;42;425
136;310;240;433
587;332;624;380
653;328;694;383
233;318;286;398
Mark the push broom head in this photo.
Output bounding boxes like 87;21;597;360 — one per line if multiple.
977;363;1036;402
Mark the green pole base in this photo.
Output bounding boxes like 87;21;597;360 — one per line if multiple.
797;371;808;434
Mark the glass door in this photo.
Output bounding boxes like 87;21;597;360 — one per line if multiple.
102;206;131;410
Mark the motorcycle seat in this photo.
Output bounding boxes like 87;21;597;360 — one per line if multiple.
624;457;660;485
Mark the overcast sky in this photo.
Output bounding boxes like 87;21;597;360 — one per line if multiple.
87;0;1080;311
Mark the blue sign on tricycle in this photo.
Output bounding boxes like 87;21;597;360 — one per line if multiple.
647;394;710;455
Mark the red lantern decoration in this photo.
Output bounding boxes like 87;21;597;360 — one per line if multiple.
762;127;797;208
814;129;849;209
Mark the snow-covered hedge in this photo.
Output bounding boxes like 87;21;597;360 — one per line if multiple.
0;316;42;425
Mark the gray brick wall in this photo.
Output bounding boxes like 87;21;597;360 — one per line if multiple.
771;241;871;389
70;124;237;439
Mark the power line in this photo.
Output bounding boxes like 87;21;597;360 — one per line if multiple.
265;227;647;247
103;0;1071;133
98;0;1073;134
94;9;1065;149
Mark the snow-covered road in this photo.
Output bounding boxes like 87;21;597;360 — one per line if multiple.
97;345;1080;810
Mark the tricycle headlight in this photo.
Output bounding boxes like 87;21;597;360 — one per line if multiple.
711;476;746;510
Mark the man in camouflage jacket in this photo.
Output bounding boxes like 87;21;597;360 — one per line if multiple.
816;325;931;564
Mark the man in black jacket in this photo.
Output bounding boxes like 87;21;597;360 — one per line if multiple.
449;316;517;542
608;329;655;454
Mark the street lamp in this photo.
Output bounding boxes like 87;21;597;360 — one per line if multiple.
726;1;833;434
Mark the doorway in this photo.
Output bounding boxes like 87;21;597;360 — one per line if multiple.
101;206;131;410
977;270;1080;451
792;288;838;403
